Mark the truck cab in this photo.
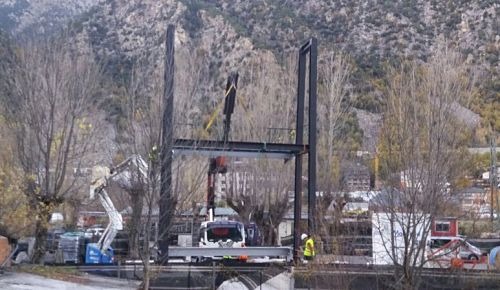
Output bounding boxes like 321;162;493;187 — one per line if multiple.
199;220;246;248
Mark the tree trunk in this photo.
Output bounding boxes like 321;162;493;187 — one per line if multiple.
141;201;154;290
142;262;150;290
402;270;417;290
129;190;144;259
32;203;52;264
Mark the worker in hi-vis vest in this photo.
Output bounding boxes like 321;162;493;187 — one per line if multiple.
301;233;315;261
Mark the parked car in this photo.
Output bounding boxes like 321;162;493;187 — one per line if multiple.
478;207;498;219
245;223;262;246
429;237;483;260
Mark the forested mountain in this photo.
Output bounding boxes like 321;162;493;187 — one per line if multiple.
0;0;498;146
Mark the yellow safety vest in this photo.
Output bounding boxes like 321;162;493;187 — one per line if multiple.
304;238;315;257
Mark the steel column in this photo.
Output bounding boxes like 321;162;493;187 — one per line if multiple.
293;49;306;263
160;24;175;265
308;38;318;234
293;38;318;263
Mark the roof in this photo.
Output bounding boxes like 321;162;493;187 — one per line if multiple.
203;220;243;227
343;202;369;212
433;217;458;221
199;207;238;216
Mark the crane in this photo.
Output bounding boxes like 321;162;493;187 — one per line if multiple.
194;72;249;262
86;155;148;264
206;72;238;222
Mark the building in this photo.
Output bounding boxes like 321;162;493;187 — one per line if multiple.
456;187;487;213
342;162;371;191
431;217;458;237
214;160;288;203
482;168;500;186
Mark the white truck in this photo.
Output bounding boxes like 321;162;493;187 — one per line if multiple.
372;212;430;266
194;219;246;262
198;220;246;248
372;213;485;268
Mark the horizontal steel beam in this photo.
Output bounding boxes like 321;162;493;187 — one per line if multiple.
172;149;294;159
173;139;308;159
169;246;293;261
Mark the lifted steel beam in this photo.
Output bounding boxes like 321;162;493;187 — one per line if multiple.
173;139;308;159
169;246;293;262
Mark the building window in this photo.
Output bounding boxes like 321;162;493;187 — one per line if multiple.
435;222;450;232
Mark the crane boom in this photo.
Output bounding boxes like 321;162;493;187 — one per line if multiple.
95;187;123;253
206;72;238;222
86;155;148;263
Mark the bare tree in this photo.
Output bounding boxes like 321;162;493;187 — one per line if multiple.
315;51;353;246
373;42;478;289
221;52;353;246
218;55;296;245
3;35;102;263
225;159;293;245
231;53;295;142
118;45;208;289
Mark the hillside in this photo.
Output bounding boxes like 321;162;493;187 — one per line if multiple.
0;0;98;36
0;0;498;147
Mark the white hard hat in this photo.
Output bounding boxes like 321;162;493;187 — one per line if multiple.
301;233;307;240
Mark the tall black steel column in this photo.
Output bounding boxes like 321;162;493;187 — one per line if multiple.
307;38;317;234
293;46;306;263
293;38;318;263
160;24;175;265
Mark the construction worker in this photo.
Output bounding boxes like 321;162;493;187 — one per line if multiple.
301;233;315;261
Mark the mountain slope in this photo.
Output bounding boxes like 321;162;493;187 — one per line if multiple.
0;0;99;36
2;0;497;147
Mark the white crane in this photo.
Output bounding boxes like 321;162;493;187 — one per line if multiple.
86;155;148;263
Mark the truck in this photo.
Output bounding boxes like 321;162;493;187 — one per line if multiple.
372;213;485;267
372;212;430;266
199;220;246;248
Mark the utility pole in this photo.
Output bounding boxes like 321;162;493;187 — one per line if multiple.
490;123;497;224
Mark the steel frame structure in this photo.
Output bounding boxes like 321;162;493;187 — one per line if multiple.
161;36;318;263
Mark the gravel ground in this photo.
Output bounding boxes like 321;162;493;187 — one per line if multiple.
0;271;139;290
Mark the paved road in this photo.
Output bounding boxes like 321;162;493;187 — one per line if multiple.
0;272;139;290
